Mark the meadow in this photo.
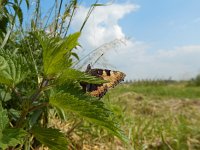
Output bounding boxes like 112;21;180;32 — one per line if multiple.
100;80;200;150
1;1;200;149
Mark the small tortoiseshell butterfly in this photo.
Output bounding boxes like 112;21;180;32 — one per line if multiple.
81;64;126;98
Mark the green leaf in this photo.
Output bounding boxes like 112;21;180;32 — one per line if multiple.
33;31;80;77
0;103;9;134
58;68;107;85
92;3;108;6
0;128;27;149
0;55;12;85
25;0;30;9
0;104;26;149
31;126;68;150
12;4;23;25
8;109;20;120
71;52;79;60
49;92;128;143
0;89;11;102
0;49;29;86
29;109;43;127
13;0;18;4
0;14;8;34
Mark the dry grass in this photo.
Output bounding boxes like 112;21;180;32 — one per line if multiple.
103;83;200;150
40;82;200;150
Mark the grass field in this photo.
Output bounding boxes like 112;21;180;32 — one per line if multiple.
102;81;200;150
49;81;200;150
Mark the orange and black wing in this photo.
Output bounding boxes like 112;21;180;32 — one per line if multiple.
81;65;126;98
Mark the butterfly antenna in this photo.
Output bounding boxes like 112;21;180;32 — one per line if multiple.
93;53;104;66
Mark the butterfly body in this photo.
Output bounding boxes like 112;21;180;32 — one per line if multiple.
81;65;126;98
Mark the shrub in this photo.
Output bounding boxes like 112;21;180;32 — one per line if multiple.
0;0;127;149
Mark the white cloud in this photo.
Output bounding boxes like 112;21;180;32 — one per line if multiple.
72;3;139;48
71;2;200;80
110;44;200;80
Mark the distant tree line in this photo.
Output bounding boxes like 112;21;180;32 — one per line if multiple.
124;74;200;87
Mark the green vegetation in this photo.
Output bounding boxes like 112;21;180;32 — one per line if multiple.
1;0;200;149
0;0;127;149
102;81;200;150
188;74;200;87
112;82;200;99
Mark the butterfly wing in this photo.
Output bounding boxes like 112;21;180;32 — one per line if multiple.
81;67;126;98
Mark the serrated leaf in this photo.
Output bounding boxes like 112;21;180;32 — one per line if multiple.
0;49;29;86
0;128;27;149
0;55;13;85
49;92;128;143
0;103;27;149
0;103;9;134
58;68;107;85
32;126;68;150
8;109;20;120
0;72;13;86
0;89;11;102
0;55;7;70
33;31;80;76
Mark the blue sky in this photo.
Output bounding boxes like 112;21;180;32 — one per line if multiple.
119;0;200;50
23;0;200;80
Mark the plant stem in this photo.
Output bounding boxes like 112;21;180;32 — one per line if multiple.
79;0;99;32
16;109;29;128
44;2;55;30
19;29;40;85
1;0;23;48
12;87;22;101
16;78;49;128
28;102;49;113
54;0;63;36
30;78;48;102
64;1;77;37
34;0;40;29
67;120;83;135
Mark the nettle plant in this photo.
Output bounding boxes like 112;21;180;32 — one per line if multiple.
0;0;128;149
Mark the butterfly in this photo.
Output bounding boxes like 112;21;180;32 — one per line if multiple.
81;64;126;98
